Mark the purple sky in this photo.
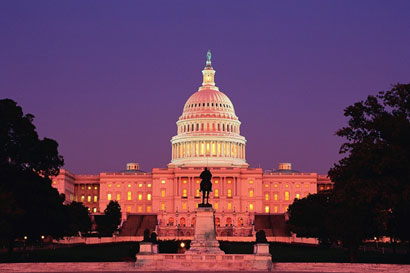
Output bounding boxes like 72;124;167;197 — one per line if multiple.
1;1;410;174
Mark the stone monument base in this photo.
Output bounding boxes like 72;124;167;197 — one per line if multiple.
135;206;273;271
186;206;223;254
135;253;272;271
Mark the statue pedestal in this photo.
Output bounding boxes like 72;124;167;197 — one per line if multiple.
186;206;224;254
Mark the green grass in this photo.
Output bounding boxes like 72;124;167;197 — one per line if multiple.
0;242;139;263
1;241;409;264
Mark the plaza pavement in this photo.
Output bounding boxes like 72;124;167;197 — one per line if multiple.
0;262;410;273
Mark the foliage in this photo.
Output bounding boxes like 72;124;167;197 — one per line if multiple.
65;201;92;236
97;201;122;236
0;99;65;253
287;192;333;246
328;83;410;260
288;84;410;262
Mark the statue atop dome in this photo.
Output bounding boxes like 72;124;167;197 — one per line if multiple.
206;50;212;67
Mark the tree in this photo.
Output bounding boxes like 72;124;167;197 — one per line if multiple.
328;83;410;260
65;202;92;236
97;201;122;236
287;192;333;247
0;99;65;254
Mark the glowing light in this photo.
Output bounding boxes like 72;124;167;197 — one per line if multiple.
180;242;185;248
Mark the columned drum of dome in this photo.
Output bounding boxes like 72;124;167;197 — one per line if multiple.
169;51;248;167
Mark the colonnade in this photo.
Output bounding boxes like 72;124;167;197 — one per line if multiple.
171;141;245;160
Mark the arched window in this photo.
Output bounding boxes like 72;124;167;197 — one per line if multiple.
168;217;174;226
191;124;194;131
191;217;195;227
215;217;220;227
237;217;243;226
226;217;232;226
180;217;186;227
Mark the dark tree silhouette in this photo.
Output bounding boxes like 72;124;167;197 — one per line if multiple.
0;99;65;255
65;201;92;236
288;191;333;247
328;83;410;261
97;200;122;236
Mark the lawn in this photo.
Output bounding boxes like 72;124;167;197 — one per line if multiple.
1;241;408;264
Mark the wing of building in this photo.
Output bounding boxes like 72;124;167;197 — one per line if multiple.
52;51;333;238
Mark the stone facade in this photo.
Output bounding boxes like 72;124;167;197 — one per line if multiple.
51;52;333;237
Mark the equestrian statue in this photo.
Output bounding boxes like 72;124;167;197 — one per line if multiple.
199;167;212;206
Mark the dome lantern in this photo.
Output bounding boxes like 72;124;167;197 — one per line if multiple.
200;50;217;91
169;51;248;168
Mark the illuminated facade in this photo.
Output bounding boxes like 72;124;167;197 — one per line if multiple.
52;51;333;237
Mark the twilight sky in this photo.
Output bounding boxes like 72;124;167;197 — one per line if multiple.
1;1;409;174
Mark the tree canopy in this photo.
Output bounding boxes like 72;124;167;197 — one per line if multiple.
97;201;122;237
0;99;65;253
288;84;410;262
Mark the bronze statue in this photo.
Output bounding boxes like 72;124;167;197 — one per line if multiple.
200;167;212;205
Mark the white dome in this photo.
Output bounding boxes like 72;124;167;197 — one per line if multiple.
169;51;247;168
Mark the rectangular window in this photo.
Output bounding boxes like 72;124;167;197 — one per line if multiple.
249;203;254;211
274;193;278;201
227;203;232;210
93;207;97;213
249;190;254;198
296;193;300;199
107;193;111;201
274;206;278;213
182;202;187;210
87;195;91;202
147;206;151;212
196;189;200;197
93;196;98;202
148;183;152;188
161;189;166;197
147;193;152;201
200;143;204;155
183;189;187;197
127;191;132;201
214;202;218;210
265;206;270;213
127;206;132;213
161;203;165;211
138;193;142;201
227;189;232;198
284;191;290;201
138;206;142;212
212;143;216;155
116;193;120;201
265;193;269;201
214;189;219;197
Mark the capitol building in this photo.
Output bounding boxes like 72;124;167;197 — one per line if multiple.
52;51;332;238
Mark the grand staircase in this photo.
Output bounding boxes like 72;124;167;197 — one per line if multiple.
120;214;157;236
254;214;290;237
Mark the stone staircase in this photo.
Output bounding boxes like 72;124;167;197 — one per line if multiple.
119;214;157;236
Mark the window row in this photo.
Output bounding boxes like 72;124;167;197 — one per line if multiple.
107;183;152;188
185;102;232;109
107;192;152;201
77;195;98;203
264;183;310;189
125;205;152;213
179;122;239;134
172;141;245;159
